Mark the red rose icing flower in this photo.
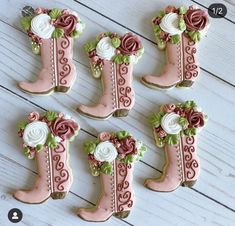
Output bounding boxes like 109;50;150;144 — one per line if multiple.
54;14;77;35
184;8;208;31
162;104;176;113
186;109;204;128
165;5;177;13
116;137;136;155
118;33;142;55
50;117;78;140
28;111;40;122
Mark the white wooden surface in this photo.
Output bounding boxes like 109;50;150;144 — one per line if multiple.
0;0;235;225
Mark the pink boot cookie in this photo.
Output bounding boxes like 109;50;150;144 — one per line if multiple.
77;32;144;120
142;5;209;89
14;111;80;204
19;6;85;95
145;101;207;191
77;131;147;222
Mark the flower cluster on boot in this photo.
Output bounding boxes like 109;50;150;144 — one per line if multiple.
83;131;147;176
152;5;209;49
20;6;85;54
84;32;144;78
18;111;79;159
149;101;208;148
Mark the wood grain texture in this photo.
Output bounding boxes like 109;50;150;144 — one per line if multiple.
0;0;235;225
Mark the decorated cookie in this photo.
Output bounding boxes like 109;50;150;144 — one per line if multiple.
77;32;144;120
77;131;147;222
145;101;207;192
14;111;80;204
19;6;85;95
142;5;209;89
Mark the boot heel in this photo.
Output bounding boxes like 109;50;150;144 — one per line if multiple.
55;86;70;93
51;192;67;200
114;211;130;219
181;180;196;187
177;80;194;88
113;109;129;117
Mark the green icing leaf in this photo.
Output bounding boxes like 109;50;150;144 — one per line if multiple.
17;121;28;130
112;54;124;64
153;25;161;35
149;111;165;128
84;40;98;53
188;31;201;43
155;10;165;18
123;154;136;164
70;30;80;38
178;18;186;31
171;34;180;44
35;144;43;152
84;141;97;154
52;28;64;38
100;162;113;174
20;16;32;32
49;8;62;19
165;134;180;145
116;131;130;140
23;147;34;160
184;128;196;136
183;100;197;109
45;133;57;149
122;55;130;64
135;143;147;161
178;117;189;127
111;37;121;48
104;31;112;36
90;166;100;176
179;6;187;15
31;42;40;55
44;111;57;121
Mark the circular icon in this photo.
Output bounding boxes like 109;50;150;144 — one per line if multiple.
208;3;227;18
8;208;23;223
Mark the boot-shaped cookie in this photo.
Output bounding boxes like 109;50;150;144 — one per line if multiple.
78;131;147;222
145;101;207;192
14;111;80;204
19;6;85;95
77;32;144;120
142;5;209;89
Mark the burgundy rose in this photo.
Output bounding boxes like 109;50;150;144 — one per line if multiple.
152;17;161;25
184;8;209;31
118;33;142;55
165;5;177;13
186;109;204;128
155;127;167;138
159;32;171;42
54;14;77;35
98;132;111;142
162;104;176;113
50;117;78;140
116;137;136;155
174;107;185;117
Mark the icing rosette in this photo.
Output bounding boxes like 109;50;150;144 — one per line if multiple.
150;100;207;147
31;14;55;39
160;13;183;36
94;141;118;162
23;121;49;147
18;110;80;159
96;37;116;60
84;131;147;176
20;6;85;51
152;5;209;47
84;32;144;78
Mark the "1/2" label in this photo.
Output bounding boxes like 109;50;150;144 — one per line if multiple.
208;3;227;18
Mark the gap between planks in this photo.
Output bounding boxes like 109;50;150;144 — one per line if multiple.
0;84;234;214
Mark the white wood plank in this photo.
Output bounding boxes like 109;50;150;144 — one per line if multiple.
0;16;235;210
0;88;235;226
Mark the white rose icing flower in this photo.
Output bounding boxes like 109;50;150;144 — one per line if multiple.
160;13;183;36
31;14;55;39
96;37;116;60
23;121;50;147
94;141;118;162
161;112;182;135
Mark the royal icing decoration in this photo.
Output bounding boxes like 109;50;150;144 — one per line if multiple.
152;5;209;49
84;131;147;176
18;111;79;159
150;101;207;147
